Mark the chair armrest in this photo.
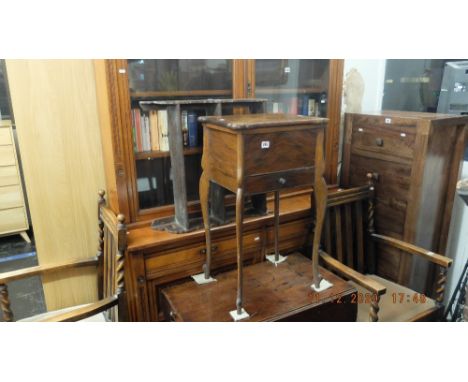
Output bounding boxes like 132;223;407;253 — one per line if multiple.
320;251;386;296
0;257;98;284
38;295;119;322
371;233;452;268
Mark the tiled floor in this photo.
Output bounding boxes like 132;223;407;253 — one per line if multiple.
0;232;46;321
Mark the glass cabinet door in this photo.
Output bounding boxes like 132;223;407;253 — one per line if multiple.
254;59;329;117
128;59;233;98
126;59;233;211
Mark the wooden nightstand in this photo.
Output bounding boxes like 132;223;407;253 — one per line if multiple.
197;113;328;320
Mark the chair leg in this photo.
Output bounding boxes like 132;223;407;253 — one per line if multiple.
19;231;31;244
369;295;380;322
0;284;14;322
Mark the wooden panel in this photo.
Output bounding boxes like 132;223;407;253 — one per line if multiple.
0;207;27;233
0;128;12;145
265;218;309;250
0;184;23;209
0;145;15;166
205;127;237;188
244;129;316;176
0;166;19;187
348;155;411;234
6;59;106;311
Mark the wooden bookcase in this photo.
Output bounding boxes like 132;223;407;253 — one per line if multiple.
95;59;344;225
94;59;344;320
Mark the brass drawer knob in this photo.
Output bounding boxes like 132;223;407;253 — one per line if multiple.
278;177;287;185
375;138;384;147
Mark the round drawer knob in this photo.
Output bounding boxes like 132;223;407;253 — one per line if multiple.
375;138;384;147
278;177;287;185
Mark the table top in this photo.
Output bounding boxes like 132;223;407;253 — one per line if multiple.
161;252;356;322
139;98;268;109
199;113;327;130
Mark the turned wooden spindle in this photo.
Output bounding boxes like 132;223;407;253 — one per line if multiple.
0;284;14;322
116;213;126;295
435;267;447;304
370;295;380;322
366;173;377;274
97;190;106;258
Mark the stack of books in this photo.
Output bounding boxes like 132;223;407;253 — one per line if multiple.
131;108;204;153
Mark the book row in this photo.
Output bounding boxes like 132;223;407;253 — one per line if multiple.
131;108;203;153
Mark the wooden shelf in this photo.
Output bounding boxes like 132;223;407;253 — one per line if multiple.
134;146;202;160
131;89;232;99
255;87;324;95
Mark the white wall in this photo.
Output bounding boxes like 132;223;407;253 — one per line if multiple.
342;59;387;112
338;60;386;175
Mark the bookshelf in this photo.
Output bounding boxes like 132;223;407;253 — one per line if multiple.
95;59;344;225
137;98;267;232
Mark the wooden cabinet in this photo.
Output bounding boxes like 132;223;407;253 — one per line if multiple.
0;120;29;241
94;59;344;321
342;111;468;292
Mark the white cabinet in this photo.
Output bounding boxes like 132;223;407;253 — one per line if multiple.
0;120;29;241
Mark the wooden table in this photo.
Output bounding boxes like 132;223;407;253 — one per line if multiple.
162;253;357;322
197;113;328;319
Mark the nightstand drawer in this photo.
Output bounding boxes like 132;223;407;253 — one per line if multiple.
0;128;12;145
145;231;263;283
0;145;16;166
245;168;314;194
0;166;20;187
351;124;416;160
0;207;27;233
243;129;316;176
0;185;24;209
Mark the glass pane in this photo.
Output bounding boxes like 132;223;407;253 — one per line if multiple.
128;59;232;97
128;59;233;211
255;59;329;117
382;59;451;112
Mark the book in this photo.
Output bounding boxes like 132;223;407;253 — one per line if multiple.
149;110;160;151
289;97;298;114
158;109;169;151
187;112;198;147
300;95;309;116
143;114;151;151
134;108;143;152
308;99;316;116
181;110;188;147
131;109;137;151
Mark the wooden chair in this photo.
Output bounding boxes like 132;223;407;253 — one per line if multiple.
319;175;453;321
0;190;127;322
